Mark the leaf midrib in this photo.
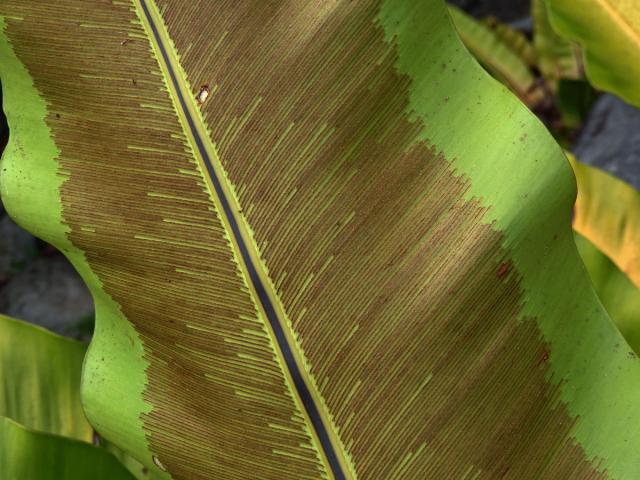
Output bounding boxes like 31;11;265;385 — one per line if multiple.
133;1;355;478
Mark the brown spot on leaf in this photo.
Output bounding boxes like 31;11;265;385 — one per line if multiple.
497;261;511;278
538;349;550;367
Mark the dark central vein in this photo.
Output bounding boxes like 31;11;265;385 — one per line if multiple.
138;1;347;478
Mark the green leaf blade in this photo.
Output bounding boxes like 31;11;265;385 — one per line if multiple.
576;233;640;354
0;314;90;441
0;418;136;480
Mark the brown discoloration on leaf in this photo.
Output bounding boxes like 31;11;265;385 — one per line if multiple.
1;2;325;479
1;0;607;479
157;1;606;478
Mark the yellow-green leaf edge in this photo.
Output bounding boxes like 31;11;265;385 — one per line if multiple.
0;16;162;477
0;312;158;480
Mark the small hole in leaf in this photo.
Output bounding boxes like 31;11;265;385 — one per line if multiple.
196;84;210;105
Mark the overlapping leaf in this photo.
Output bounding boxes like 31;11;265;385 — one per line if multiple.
575;233;640;354
449;5;544;106
547;0;640;106
568;155;640;356
0;314;89;440
0;314;136;479
1;418;135;480
532;0;582;85
569;154;640;290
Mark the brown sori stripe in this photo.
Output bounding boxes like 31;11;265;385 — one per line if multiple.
1;1;327;479
155;0;607;478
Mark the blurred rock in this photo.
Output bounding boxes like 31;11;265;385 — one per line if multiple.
573;94;640;190
0;214;37;279
449;0;530;22
0;256;94;337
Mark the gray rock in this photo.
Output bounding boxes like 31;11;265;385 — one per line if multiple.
0;214;37;278
573;94;640;190
0;256;94;337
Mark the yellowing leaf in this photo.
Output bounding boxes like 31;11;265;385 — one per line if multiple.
548;0;640;106
569;154;640;290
